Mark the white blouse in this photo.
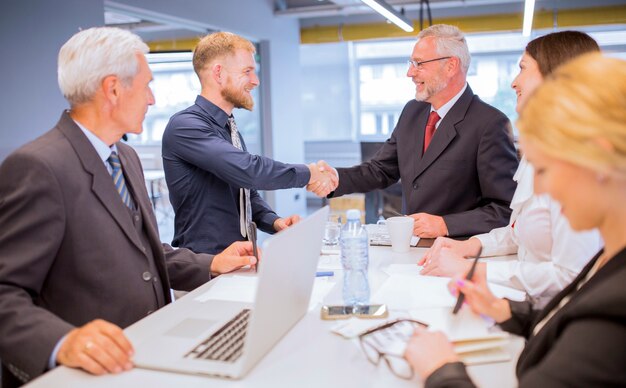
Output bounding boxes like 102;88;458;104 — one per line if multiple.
475;157;603;307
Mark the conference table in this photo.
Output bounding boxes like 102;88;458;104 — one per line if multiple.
26;243;524;388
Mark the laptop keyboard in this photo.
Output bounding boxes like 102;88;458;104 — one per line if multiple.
185;309;250;363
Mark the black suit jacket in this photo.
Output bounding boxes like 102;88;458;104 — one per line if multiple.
426;248;626;387
0;112;215;385
332;86;518;236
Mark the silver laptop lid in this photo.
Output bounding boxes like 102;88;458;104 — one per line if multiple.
237;205;328;375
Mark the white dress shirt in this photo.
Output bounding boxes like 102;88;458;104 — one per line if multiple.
474;157;603;307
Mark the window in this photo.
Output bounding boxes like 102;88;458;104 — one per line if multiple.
127;50;264;168
300;28;626;143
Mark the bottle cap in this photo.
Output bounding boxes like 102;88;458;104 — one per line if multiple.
346;209;360;220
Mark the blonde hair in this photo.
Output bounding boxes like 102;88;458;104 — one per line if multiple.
58;27;148;106
417;24;470;74
518;53;626;177
193;32;255;76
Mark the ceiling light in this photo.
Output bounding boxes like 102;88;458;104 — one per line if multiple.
522;0;535;37
360;0;414;32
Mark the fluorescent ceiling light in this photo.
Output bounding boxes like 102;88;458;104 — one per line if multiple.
360;0;414;32
522;0;535;37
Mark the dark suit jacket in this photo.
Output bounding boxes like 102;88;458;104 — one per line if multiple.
426;248;626;387
0;112;215;385
332;86;518;236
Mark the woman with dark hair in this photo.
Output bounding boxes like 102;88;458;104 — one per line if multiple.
419;31;602;308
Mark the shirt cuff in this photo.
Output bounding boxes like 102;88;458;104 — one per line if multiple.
48;334;68;370
295;163;312;187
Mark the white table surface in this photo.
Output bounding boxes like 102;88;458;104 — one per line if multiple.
25;246;523;388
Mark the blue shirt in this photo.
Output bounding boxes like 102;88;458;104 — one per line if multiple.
162;95;310;254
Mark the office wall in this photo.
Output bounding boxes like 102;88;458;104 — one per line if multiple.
0;0;104;161
113;0;307;216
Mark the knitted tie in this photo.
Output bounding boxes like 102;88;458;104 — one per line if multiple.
423;111;441;154
228;116;252;239
107;151;134;209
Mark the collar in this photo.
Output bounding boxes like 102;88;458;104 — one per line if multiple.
73;118;118;163
431;83;468;125
195;95;231;130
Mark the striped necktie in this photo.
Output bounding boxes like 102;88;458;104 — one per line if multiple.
107;151;134;209
228;116;252;239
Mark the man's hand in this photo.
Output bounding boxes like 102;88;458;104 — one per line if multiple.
306;160;338;197
57;319;134;375
211;241;257;274
273;214;301;232
409;213;448;238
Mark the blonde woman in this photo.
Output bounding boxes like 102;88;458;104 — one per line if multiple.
405;54;626;386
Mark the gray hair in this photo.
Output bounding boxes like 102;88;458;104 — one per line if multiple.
58;27;149;106
417;24;471;74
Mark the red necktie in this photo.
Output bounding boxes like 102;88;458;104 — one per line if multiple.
423;111;441;154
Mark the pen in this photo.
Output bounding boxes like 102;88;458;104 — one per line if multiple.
250;222;259;273
452;247;482;315
315;271;334;277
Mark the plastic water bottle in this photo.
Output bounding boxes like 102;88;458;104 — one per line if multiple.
340;209;370;306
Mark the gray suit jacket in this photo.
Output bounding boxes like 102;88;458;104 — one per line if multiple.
0;112;214;384
332;86;518;236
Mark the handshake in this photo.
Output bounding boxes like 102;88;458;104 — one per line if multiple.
306;160;339;197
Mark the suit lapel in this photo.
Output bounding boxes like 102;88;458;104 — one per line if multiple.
117;145;162;247
411;108;429;178
413;86;474;180
56;112;145;253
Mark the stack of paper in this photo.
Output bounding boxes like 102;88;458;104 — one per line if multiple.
409;307;511;365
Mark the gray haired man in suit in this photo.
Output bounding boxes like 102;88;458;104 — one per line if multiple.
0;27;258;386
328;24;519;238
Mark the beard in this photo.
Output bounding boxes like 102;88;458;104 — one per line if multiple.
222;80;255;111
414;71;448;102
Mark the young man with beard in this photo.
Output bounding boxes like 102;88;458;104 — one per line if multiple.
327;24;519;238
162;32;336;255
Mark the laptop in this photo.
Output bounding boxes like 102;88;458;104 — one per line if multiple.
133;206;329;378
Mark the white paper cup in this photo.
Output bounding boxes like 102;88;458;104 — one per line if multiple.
386;216;414;253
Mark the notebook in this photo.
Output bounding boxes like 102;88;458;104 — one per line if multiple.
132;206;329;379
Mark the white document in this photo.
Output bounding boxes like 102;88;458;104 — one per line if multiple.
194;275;335;311
382;264;423;277
372;275;456;309
194;275;257;303
373;272;525;311
308;278;336;311
317;253;343;270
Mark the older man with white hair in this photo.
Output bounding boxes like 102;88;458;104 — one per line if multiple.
0;27;257;386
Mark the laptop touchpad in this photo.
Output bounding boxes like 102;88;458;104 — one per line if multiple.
165;319;217;338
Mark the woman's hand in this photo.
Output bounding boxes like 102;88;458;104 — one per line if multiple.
404;326;459;379
448;276;512;323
